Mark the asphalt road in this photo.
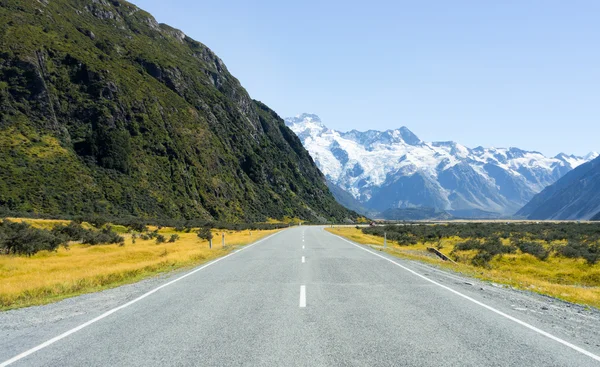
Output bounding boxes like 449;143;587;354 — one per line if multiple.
1;226;600;366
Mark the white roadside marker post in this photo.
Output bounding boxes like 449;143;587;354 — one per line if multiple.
384;232;387;249
222;233;225;248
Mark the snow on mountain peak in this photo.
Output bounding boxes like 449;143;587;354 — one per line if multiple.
286;113;596;216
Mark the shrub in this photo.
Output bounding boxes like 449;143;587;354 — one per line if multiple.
0;220;66;256
156;234;166;244
52;222;87;242
82;226;124;246
453;239;483;251
147;230;159;239
168;234;179;243
126;220;148;233
559;240;588;259
86;215;108;228
514;240;549;261
197;227;213;241
140;234;150;241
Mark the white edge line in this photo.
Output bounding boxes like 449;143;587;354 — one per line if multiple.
331;233;600;363
0;231;283;367
299;285;306;308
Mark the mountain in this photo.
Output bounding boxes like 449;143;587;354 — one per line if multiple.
516;156;600;220
0;1;358;223
380;207;453;221
285;114;597;217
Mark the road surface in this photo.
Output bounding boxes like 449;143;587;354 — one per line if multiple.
1;226;599;366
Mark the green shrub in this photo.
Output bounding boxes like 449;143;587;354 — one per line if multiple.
168;234;179;243
156;234;166;244
0;220;66;256
81;226;124;246
514;240;549;261
197;227;213;241
52;222;88;242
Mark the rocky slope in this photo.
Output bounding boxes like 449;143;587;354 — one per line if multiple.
286;114;597;217
516;156;600;220
0;0;357;222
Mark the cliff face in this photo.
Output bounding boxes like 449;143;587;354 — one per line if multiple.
0;0;356;222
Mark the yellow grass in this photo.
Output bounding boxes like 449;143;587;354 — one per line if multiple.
0;220;280;310
327;227;600;309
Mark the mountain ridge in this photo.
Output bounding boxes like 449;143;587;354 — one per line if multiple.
0;0;357;223
286;113;597;217
516;156;600;220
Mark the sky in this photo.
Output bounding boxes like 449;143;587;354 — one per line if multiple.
130;0;599;156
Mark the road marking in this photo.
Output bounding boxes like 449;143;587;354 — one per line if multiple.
299;285;306;308
0;231;284;367
302;245;305;250
302;256;305;263
332;233;600;363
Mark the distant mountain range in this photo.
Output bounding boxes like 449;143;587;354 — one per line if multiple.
516;156;600;220
286;114;598;218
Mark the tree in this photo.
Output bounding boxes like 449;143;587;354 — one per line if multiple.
197;227;213;248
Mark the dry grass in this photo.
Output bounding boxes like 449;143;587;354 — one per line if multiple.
0;220;280;310
327;227;600;309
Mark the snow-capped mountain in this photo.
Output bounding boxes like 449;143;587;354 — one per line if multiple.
285;113;598;217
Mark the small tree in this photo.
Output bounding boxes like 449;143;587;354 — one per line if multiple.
197;227;213;248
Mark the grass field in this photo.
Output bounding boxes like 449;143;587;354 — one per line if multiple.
0;219;280;310
327;227;600;309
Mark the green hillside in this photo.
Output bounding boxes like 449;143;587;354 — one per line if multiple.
0;0;357;222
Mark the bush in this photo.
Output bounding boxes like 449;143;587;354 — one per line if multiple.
126;220;148;233
168;234;179;243
156;234;166;244
147;230;159;239
560;241;600;265
86;215;108;228
197;227;213;241
454;239;483;251
52;222;88;242
82;226;124;246
514;240;549;261
0;220;66;256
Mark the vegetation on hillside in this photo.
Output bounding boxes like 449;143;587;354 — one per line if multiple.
0;0;357;223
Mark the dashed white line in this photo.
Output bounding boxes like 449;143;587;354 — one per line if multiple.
331;233;600;363
299;285;306;308
0;231;284;367
302;256;305;263
302;245;305;250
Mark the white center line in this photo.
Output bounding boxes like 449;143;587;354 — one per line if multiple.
299;285;306;308
302;256;305;263
302;245;305;250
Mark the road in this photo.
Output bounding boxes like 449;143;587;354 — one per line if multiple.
1;226;600;366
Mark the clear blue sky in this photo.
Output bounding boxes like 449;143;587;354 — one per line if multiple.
131;0;599;156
